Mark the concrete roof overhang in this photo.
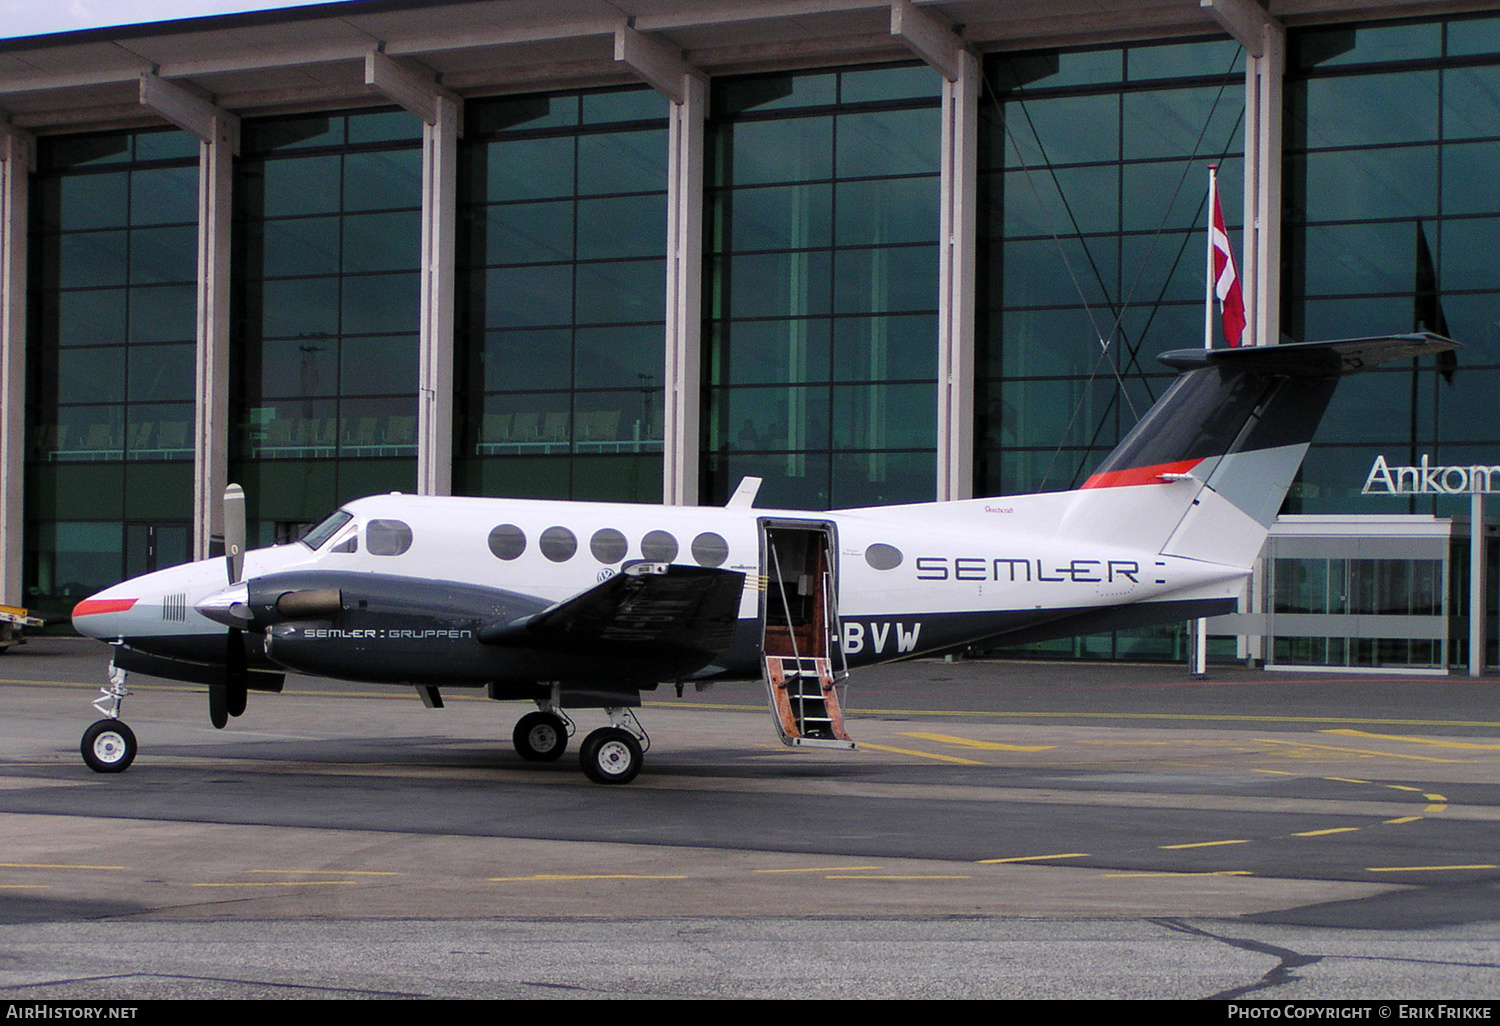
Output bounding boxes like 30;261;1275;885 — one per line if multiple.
0;0;1494;133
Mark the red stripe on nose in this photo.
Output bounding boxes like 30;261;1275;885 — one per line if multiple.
72;598;138;618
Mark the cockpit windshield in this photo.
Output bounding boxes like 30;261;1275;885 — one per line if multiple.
299;510;353;550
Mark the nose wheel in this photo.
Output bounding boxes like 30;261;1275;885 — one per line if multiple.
81;719;136;773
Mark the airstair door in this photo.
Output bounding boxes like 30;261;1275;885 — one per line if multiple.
759;520;854;750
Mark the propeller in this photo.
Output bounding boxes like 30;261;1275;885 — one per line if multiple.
212;484;248;729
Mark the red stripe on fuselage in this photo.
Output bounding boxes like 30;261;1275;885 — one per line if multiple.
1081;458;1203;489
72;598;138;618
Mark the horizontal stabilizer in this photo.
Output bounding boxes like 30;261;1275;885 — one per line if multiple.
1159;332;1459;377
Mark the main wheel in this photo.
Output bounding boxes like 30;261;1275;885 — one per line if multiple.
513;711;568;762
81;719;136;773
579;727;642;785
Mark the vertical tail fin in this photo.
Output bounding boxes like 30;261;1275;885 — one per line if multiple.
1057;334;1459;566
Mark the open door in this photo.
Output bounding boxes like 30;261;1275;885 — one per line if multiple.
759;519;854;750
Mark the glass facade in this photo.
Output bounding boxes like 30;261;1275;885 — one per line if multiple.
25;128;199;609
1286;15;1500;518
977;39;1246;496
703;64;943;510
232;108;423;543
455;87;668;503
11;8;1500;669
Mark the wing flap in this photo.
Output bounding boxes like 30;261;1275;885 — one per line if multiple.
477;563;746;662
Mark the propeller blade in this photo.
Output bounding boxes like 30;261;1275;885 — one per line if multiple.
224;483;246;585
214;483;249;727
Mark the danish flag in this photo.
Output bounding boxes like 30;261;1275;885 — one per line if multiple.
1208;167;1246;348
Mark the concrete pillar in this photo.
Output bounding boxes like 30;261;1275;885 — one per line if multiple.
937;51;978;501
0;125;32;605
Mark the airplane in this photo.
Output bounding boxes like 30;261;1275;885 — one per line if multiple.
70;333;1457;784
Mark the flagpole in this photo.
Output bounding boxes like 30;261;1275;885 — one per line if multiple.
1192;165;1217;677
1205;164;1217;352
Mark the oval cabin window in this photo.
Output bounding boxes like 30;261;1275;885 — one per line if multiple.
640;530;678;562
691;532;729;568
540;526;578;562
488;524;526;560
590;528;628;564
367;519;413;557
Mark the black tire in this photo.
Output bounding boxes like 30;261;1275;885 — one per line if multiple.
513;711;568;762
579;727;642;785
81;719;136;773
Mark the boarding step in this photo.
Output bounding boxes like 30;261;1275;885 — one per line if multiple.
762;655;855;750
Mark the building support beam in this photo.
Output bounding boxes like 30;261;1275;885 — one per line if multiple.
1201;0;1276;56
417;95;460;496
366;51;462;497
662;75;707;505
0;124;33;605
614;24;696;105
616;26;708;505
140;75;240;558
890;0;965;83
937;51;978;500
1238;17;1285;349
892;3;975;499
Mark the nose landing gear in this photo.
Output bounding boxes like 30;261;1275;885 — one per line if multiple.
81;665;136;773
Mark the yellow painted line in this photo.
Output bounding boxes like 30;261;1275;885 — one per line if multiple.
1367;865;1497;873
1388;785;1423;792
857;742;986;766
825;875;972;880
487;874;686;882
1424;793;1448;802
1104;871;1253;878
1324;729;1500;751
636;699;1500;730
190;881;357;887
978;853;1089;864
1257;739;1459;763
1385;816;1423;825
753;866;882;874
1325;777;1370;784
898;732;1053;752
248;869;399;876
1252;769;1296;776
1160;839;1250;850
1425;803;1448;813
0;862;125;870
1292;827;1360;837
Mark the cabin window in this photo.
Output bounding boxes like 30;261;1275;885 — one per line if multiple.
641;529;678;562
691;532;729;568
488;524;526;560
590;528;627;563
300;510;352;550
367;519;413;556
865;543;902;570
540;526;578;562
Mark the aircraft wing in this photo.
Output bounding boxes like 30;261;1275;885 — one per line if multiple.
476;563;746;662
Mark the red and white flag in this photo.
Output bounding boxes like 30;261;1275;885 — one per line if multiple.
1208;167;1246;348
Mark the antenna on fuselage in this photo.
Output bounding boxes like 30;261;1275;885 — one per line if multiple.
726;476;762;508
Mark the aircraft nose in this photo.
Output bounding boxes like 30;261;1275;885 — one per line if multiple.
71;593;139;638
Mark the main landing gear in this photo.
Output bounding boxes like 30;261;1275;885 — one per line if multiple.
511;701;647;785
81;665;137;773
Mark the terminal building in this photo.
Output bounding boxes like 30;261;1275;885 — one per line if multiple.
1;0;1496;671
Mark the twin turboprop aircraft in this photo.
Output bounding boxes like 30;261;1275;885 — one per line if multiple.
71;334;1456;783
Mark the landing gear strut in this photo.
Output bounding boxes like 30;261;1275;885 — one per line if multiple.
81;665;136;773
511;698;648;784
